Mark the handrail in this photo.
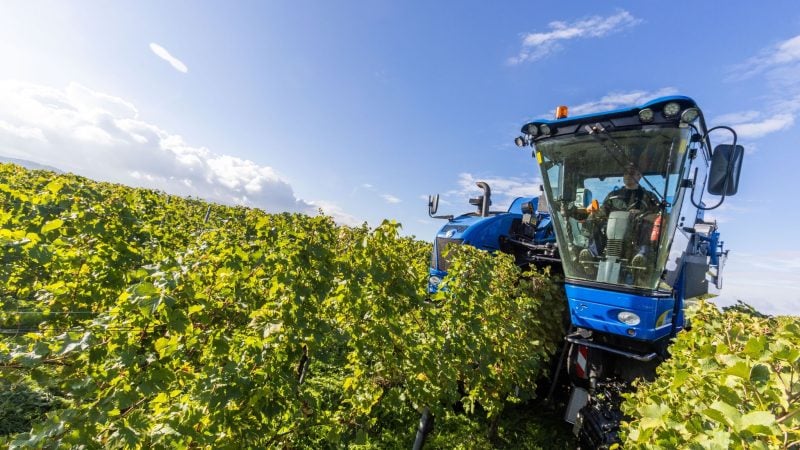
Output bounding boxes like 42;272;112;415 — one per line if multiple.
565;335;658;362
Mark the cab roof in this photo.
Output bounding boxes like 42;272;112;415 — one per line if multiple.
520;96;705;141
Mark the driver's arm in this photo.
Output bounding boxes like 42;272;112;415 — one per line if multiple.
586;199;600;214
643;190;660;212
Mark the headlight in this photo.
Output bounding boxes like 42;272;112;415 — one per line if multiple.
638;108;654;123
429;276;442;287
617;311;641;326
663;102;681;118
525;124;538;136
539;124;551;135
680;107;699;123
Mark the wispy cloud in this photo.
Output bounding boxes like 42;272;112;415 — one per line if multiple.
508;10;641;65
149;43;188;73
713;112;794;139
308;200;363;227
349;182;375;196
421;193;452;207
0;119;46;142
701;201;753;224
0;80;359;226
719;35;800;141
438;173;541;213
566;88;679;116
381;194;401;204
727;34;800;81
353;184;401;206
712;111;761;125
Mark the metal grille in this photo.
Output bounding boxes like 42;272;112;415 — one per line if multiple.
606;239;623;258
440;225;467;234
435;238;463;271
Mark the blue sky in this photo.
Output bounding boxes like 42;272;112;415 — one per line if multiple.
0;1;798;314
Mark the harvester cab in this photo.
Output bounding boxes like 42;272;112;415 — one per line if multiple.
516;96;744;446
518;97;742;343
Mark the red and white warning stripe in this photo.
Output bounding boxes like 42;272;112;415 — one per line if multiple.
575;345;588;379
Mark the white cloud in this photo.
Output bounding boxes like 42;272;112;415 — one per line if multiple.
149;43;189;73
307;200;363;227
732;114;793;139
0;80;360;224
565;88;679;116
712;111;761;125
509;10;641;65
728;34;800;81
716;34;800;143
381;194;401;204
772;35;800;64
0;120;46;142
712;110;794;140
442;172;542;212
701;200;752;225
712;109;794;134
349;183;376;197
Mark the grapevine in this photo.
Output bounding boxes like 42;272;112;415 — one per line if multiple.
621;301;800;449
0;163;566;448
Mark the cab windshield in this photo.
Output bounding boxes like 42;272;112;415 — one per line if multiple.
535;126;691;291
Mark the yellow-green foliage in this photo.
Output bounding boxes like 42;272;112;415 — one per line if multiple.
0;163;565;448
621;301;800;449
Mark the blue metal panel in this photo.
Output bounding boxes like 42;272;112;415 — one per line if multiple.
441;214;483;235
534;216;555;242
708;230;720;267
565;284;676;341
462;215;515;250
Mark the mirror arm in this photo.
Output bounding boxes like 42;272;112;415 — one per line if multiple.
693;126;739;211
688;167;708;210
428;194;453;220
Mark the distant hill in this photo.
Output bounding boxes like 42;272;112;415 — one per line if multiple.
0;156;62;173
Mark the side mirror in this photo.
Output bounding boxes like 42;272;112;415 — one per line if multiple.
428;194;440;216
708;144;744;196
428;194;454;220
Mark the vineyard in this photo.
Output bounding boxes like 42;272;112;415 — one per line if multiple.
0;163;569;448
0;162;798;449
